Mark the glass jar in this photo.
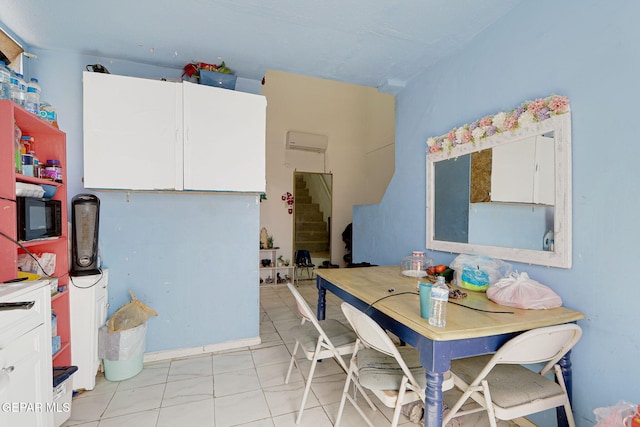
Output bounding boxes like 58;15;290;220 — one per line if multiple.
401;251;433;278
43;159;62;182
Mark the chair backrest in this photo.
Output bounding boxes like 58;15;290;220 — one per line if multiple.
341;302;422;388
287;282;316;323
295;249;312;265
484;323;582;378
287;282;342;349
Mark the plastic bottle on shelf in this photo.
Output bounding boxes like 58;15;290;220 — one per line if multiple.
429;276;449;328
16;73;27;106
9;71;21;105
0;61;10;100
25;78;41;115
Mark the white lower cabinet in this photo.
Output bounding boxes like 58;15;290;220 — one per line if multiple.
69;270;109;391
83;72;266;192
0;282;53;427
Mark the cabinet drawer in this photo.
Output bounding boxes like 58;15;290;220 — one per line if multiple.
0;283;48;344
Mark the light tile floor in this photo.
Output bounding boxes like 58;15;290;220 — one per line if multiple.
61;280;529;427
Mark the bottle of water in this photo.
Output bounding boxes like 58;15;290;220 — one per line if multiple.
429;276;449;328
0;61;10;100
9;71;21;105
16;73;27;106
25;78;41;115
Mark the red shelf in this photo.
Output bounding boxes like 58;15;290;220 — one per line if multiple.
0;100;70;367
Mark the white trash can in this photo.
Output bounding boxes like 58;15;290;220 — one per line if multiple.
98;323;146;381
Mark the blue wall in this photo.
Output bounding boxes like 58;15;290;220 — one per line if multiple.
15;46;264;354
355;1;639;425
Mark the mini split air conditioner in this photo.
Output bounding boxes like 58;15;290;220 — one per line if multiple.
286;131;328;153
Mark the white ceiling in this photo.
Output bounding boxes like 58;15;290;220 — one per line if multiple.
0;0;521;90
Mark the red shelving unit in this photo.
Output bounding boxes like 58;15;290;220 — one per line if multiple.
0;100;71;366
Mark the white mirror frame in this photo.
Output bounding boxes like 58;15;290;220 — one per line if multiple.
426;102;572;268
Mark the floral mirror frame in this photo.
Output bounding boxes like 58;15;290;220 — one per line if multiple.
426;95;572;268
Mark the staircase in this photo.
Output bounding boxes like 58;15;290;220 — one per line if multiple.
295;175;330;257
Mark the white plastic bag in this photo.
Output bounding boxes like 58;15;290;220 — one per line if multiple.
450;255;512;291
18;252;56;276
486;272;562;309
593;400;638;427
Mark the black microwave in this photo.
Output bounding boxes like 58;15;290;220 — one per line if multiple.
17;197;62;241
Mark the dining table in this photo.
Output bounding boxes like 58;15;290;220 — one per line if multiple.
315;265;585;427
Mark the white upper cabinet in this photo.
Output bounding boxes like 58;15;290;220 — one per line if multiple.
182;82;266;192
490;135;554;205
82;72;266;192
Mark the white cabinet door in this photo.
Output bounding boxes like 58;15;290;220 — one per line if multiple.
490;135;554;204
69;270;109;391
83;72;183;190
183;82;266;192
0;326;51;427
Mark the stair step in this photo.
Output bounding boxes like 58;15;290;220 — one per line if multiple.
296;230;329;241
295;220;326;231
295;195;312;203
295;241;330;252
295;203;320;213
296;212;327;227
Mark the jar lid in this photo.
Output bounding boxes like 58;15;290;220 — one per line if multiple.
46;159;60;165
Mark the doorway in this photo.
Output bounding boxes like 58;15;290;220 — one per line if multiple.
293;171;332;267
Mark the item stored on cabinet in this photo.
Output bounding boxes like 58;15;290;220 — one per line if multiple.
70;194;101;276
18;253;57;277
16;196;62;241
39;101;58;128
25;78;40;115
487;272;562;309
449;254;512;292
15;182;45;198
199;69;237;90
52;335;61;354
42;159;63;182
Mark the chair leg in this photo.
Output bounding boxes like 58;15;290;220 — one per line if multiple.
443;377;480;425
481;380;499;427
284;341;300;384
555;365;577;427
390;376;409;427
295;340;322;424
335;360;375;427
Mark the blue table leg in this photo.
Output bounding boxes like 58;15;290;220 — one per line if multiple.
316;280;326;320
556;350;573;427
424;370;445;427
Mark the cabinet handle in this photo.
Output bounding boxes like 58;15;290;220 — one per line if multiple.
0;301;35;311
2;366;14;374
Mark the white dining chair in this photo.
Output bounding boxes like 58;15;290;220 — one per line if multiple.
335;302;453;427
443;323;582;427
284;283;375;424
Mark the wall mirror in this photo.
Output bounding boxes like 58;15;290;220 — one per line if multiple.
426;95;572;268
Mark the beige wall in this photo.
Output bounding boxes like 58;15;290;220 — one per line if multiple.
260;70;395;266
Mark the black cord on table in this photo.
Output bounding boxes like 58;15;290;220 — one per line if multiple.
364;291;419;313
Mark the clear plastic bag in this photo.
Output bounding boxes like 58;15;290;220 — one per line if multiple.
107;290;158;332
486;272;562;309
593;401;638;427
450;255;512;291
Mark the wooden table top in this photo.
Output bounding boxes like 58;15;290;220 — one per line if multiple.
317;265;585;341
